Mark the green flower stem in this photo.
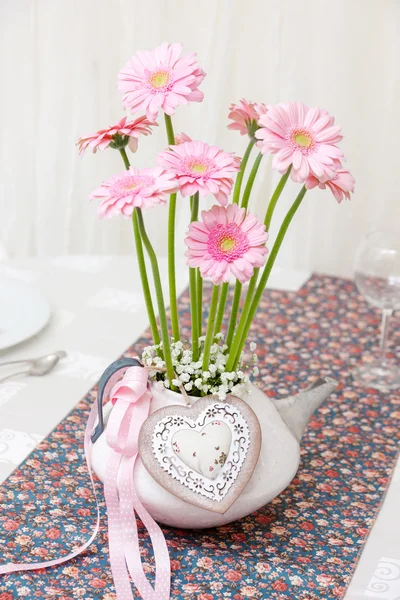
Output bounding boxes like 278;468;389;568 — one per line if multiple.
213;141;257;340
240;152;263;210
164;113;180;342
189;268;199;360
226;185;307;371
213;281;229;336
119;149;161;347
213;278;229;343
264;166;292;231
189;193;200;360
131;210;161;347
222;152;264;348
167;193;179;340
233;138;256;204
196;269;203;336
202;285;220;372
225;167;294;358
136;208;175;382
228;271;258;368
225;282;242;349
164;113;175;145
119;147;131;170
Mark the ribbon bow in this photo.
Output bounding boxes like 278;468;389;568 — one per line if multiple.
105;366;170;600
0;360;171;600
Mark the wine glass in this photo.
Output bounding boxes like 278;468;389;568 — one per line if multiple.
353;230;400;390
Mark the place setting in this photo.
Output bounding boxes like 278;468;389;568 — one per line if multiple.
0;275;51;353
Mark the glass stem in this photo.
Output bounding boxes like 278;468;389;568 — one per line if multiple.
379;308;392;366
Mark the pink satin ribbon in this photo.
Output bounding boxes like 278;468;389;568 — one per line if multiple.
104;367;170;600
0;366;171;600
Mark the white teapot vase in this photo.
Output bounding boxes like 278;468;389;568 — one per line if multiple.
91;370;337;529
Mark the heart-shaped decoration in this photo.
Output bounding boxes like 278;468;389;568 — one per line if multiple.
172;420;231;481
138;395;262;514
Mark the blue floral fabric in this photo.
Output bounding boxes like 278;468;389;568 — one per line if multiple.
0;275;399;600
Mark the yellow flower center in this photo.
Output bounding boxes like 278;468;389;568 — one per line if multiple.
123;181;140;190
116;175;154;196
149;70;170;89
220;237;236;252
191;162;208;174
293;131;313;148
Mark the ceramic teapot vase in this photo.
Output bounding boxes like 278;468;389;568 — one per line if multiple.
91;361;337;530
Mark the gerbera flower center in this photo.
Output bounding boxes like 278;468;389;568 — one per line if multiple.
291;128;314;151
185;157;212;177
148;69;170;89
190;162;208;174
208;224;249;263
220;238;236;252
113;175;154;196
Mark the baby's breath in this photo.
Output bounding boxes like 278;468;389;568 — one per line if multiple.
142;337;259;400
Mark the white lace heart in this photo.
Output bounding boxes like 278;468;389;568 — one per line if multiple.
139;395;262;514
171;421;232;481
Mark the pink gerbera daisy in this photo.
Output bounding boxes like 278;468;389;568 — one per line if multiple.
174;132;192;145
76;116;155;156
90;166;178;217
228;99;267;137
158;141;239;205
255;102;344;182
185;203;268;285
255;102;268;118
306;169;355;203
118;42;206;120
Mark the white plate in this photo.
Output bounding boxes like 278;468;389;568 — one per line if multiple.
0;276;51;350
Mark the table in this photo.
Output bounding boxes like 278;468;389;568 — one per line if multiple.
0;256;399;599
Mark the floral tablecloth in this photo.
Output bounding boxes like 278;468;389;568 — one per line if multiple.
1;274;399;600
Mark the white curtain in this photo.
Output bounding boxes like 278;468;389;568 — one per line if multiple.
1;0;399;277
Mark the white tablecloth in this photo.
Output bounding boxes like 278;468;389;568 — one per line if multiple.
0;256;399;599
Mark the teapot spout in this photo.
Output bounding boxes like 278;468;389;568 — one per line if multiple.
271;377;338;442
